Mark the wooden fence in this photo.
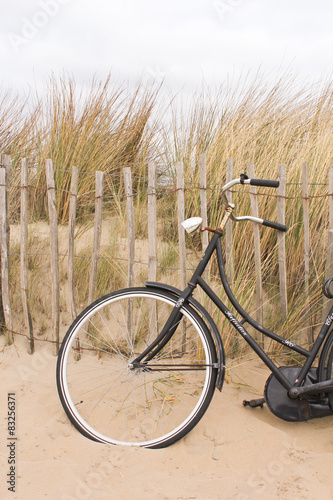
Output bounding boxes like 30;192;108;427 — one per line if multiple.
0;153;333;354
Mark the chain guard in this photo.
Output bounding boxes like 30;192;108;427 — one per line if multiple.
264;367;332;422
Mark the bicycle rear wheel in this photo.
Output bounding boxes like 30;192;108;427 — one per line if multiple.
57;287;217;448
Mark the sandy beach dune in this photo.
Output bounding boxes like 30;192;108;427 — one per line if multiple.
1;339;333;500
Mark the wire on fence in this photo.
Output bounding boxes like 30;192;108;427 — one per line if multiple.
2;162;331;201
7;250;313;284
5;181;331;202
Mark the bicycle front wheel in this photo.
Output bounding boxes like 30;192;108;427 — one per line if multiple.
57;287;217;448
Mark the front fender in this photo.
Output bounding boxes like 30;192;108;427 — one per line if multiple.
143;281;225;391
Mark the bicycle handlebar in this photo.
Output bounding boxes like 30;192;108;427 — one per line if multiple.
220;173;288;232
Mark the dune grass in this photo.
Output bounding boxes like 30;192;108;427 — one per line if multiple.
1;73;333;355
155;74;333;353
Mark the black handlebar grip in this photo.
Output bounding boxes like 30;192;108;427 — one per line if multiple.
262;220;288;232
250;178;279;188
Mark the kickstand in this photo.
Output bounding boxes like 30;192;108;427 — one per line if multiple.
243;398;265;409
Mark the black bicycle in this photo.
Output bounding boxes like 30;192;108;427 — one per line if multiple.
57;173;333;448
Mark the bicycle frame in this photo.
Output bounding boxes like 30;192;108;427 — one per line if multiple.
134;228;333;398
57;173;333;448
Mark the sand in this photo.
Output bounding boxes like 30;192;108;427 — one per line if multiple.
1;337;333;500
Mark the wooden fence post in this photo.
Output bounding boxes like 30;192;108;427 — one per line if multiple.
200;154;208;251
148;162;157;331
21;159;34;353
302;163;310;287
0;166;4;333
0;167;13;344
323;167;333;320
176;161;187;352
1;155;11;254
88;171;104;304
123;168;135;288
0;154;11;335
277;164;288;323
148;161;157;282
68;166;79;319
45;159;60;354
123;167;135;338
247;163;263;344
225;158;234;284
176;162;186;290
200;154;209;281
302;162;313;344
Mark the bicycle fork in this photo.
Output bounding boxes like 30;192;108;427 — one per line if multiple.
129;286;194;369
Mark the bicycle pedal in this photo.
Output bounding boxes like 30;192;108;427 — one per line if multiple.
243;398;265;408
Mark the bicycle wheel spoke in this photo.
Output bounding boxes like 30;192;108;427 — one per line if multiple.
113;377;133;441
108;302;135;359
83;319;128;364
155;377;200;412
72;369;127;410
147;378;167;437
138;372;153;441
101;375;133;436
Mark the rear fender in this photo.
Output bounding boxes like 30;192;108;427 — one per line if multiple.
144;281;225;391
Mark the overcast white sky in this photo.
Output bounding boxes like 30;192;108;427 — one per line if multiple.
0;0;332;97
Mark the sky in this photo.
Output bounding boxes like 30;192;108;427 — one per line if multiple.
0;0;332;98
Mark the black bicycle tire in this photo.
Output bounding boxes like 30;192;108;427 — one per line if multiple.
322;337;333;409
57;287;218;448
318;330;333;382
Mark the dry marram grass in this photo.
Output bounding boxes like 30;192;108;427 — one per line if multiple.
1;73;333;356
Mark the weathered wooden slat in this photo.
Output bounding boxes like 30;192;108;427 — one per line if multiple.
148;161;157;330
0;167;13;344
20;159;34;353
200;154;209;251
323;166;333;320
148;161;157;282
326;167;333;278
277;164;288;323
0;155;11;336
123;168;135;288
176;161;187;352
1;154;11;255
200;154;209;281
88;171;104;304
45;159;60;354
177;161;186;290
303;163;310;285
247;163;263;344
123;167;135;337
225;158;234;284
68;166;79;319
302;162;312;344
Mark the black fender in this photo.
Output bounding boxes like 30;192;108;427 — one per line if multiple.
144;281;225;391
